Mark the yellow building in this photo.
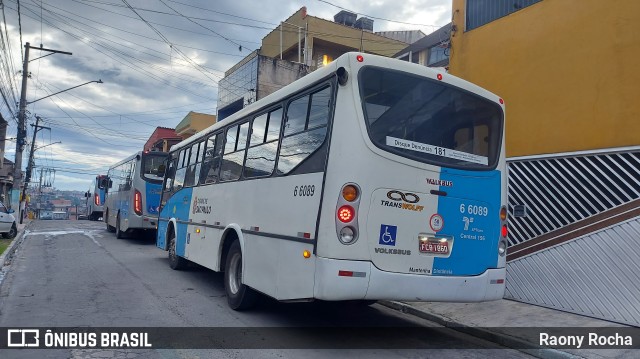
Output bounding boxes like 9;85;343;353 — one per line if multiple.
175;111;217;139
261;8;408;68
218;7;410;120
449;0;640;157
448;0;640;326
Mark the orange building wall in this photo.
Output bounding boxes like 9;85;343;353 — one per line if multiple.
449;0;640;157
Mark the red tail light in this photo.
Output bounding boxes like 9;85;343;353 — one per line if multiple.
337;205;355;223
94;193;100;206
134;189;143;216
501;225;508;238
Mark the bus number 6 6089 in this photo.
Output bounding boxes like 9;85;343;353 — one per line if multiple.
294;185;315;197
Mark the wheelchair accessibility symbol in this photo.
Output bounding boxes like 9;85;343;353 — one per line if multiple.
379;224;397;246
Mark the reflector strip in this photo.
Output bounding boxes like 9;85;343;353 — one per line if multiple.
338;270;366;278
490;279;505;284
297;232;312;239
250;226;260;232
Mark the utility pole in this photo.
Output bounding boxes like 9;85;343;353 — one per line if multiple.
13;42;71;218
37;167;43;219
20;116;51;224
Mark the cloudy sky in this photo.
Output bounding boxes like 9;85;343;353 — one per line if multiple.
0;0;451;191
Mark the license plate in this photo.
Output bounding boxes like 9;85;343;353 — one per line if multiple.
419;240;449;255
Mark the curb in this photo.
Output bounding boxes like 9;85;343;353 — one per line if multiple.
379;300;582;359
0;222;32;267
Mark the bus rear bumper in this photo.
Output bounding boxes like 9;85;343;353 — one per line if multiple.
127;215;158;230
314;257;505;302
141;216;158;229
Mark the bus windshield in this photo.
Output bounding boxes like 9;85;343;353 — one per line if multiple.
141;153;167;183
359;67;503;170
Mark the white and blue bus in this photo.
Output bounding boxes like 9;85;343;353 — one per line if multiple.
104;151;167;238
157;53;507;310
85;174;108;221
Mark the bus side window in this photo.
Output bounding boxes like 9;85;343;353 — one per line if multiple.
184;142;201;187
277;86;331;174
245;107;282;178
174;168;186;191
163;159;176;192
220;122;248;182
201;133;223;184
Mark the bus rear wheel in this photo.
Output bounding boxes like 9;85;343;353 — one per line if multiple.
224;240;258;310
168;230;187;270
115;213;125;239
106;210;115;232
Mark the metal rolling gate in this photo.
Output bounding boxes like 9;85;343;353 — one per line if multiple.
504;147;640;326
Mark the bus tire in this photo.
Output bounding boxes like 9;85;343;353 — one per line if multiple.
168;229;187;270
115;213;125;239
106;210;115;232
224;240;258;311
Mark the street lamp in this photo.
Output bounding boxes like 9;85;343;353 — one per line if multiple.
26;80;103;105
15;79;103;223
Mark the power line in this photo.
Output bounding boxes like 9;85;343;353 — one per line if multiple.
158;0;248;52
121;0;222;83
317;0;440;29
32;1;247;59
8;2;218;100
167;0;278;26
35;82;150;140
30;3;225;86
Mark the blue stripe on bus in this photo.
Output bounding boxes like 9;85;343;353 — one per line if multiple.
145;183;162;215
156;187;193;256
99;188;106;205
433;168;501;276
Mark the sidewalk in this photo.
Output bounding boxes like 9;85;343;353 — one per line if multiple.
0;220;30;267
382;299;636;359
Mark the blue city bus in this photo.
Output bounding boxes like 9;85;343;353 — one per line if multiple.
104;151;167;238
85;174;107;221
156;53;507;310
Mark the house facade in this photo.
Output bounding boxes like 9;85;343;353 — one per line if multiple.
449;0;640;325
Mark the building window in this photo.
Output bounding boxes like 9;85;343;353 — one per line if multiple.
427;45;449;66
466;0;542;31
397;52;420;64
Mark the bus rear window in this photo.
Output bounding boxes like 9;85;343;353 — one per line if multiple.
141;153;167;183
359;67;503;170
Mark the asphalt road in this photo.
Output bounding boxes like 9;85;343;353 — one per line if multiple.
0;220;531;359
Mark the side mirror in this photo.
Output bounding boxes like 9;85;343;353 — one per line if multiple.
7;209;14;214
85;191;91;198
100;177;111;189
